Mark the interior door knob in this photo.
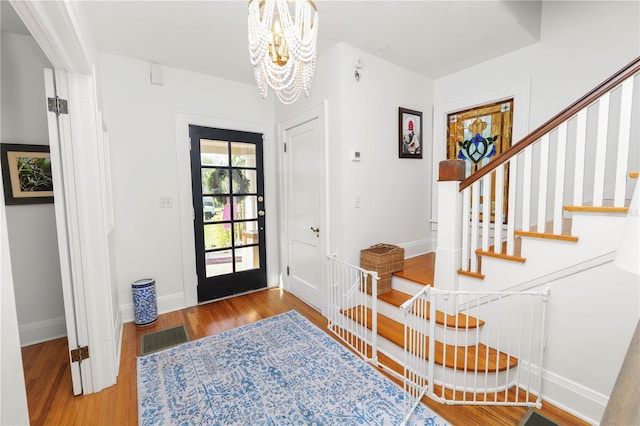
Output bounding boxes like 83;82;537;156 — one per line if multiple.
310;227;320;233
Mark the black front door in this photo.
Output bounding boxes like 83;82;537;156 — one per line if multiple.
189;125;267;302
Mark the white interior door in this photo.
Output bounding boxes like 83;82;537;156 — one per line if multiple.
44;68;89;395
282;105;326;312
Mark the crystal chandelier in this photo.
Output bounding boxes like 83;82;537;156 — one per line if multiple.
248;0;318;104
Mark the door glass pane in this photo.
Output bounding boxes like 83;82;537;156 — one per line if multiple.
231;142;256;167
235;246;260;272
231;169;256;194
233;221;259;247
200;139;228;166
204;223;232;250
202;168;229;194
233;195;257;220
206;250;233;277
203;196;228;221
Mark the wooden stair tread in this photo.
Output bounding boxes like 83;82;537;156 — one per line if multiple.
457;268;485;279
515;229;579;242
476;249;526;263
565;205;629;214
392;252;435;285
342;306;518;372
378;289;485;328
336;328;535;404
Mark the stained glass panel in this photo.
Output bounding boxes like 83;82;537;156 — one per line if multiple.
447;99;514;223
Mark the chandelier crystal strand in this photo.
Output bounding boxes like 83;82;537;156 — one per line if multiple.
248;0;318;104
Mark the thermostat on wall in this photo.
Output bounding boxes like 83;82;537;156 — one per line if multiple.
351;150;361;161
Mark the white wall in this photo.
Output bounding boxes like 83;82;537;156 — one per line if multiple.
431;0;640;224
0;22;31;426
542;260;639;424
1;31;66;346
276;43;434;265
99;53;275;317
0;173;30;425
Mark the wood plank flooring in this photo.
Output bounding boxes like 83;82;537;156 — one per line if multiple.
21;287;589;426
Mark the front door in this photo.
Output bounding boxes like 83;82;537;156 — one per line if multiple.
189;125;267;303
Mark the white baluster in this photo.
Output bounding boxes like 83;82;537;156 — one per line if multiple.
482;174;492;252
461;187;471;271
537;134;550;232
614;79;634;207
494;165;504;254
593;93;610;207
554;122;567;234
573;109;587;206
522;146;533;231
470;181;481;272
506;158;517;256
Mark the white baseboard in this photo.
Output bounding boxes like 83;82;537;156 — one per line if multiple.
19;316;67;347
114;308;123;377
398;239;432;258
120;291;185;323
541;368;606;425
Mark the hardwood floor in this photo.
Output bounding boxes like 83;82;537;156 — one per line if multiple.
393;252;435;285
21;288;588;426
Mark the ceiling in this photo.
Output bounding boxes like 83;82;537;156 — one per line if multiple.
3;1;542;84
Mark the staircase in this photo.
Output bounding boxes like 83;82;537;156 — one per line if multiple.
328;56;639;423
453;56;639;290
328;254;546;407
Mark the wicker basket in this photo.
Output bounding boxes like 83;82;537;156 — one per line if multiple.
362;273;392;295
360;243;404;295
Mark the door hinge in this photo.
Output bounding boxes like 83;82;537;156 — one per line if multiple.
287;266;290;276
283;142;287;153
70;346;89;363
47;96;68;115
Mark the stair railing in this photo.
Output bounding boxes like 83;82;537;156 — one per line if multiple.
327;255;379;364
458;57;640;275
401;285;551;423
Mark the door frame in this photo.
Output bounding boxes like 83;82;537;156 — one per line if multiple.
277;101;329;316
176;113;276;307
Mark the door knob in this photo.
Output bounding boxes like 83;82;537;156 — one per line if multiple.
310;227;320;233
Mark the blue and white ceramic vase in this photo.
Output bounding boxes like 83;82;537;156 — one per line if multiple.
132;278;158;326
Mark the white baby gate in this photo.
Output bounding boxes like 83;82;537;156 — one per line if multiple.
401;285;551;424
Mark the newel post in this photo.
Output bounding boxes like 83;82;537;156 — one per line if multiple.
434;160;465;292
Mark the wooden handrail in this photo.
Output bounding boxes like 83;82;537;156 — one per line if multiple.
459;56;640;191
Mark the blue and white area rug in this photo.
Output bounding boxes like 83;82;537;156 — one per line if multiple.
137;310;450;425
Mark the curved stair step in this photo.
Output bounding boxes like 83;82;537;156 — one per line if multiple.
378;289;485;328
335;328;534;404
342;305;518;372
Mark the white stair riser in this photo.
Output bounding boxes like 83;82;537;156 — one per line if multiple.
459;214;627;292
391;275;425;295
334;315;517;393
364;293;482;346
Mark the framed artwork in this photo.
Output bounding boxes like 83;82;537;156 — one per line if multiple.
1;144;54;205
399;107;422;159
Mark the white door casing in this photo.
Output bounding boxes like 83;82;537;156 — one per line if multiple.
279;103;328;314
